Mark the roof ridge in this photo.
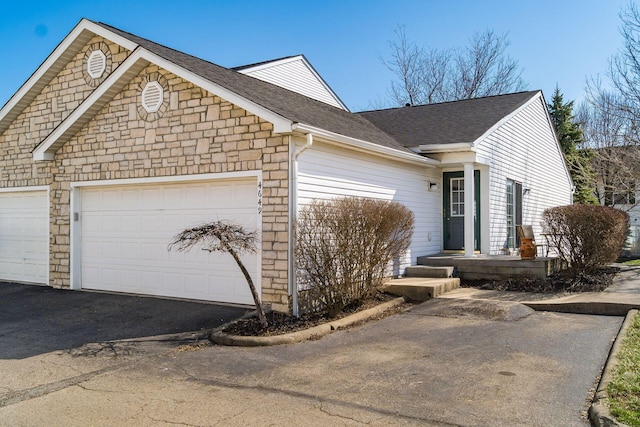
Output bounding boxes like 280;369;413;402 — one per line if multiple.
231;55;303;71
358;90;540;114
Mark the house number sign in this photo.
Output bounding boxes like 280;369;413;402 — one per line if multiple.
257;180;263;214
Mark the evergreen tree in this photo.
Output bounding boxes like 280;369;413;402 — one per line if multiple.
547;87;599;204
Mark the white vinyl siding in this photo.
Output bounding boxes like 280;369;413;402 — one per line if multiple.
239;57;346;110
297;142;441;274
76;178;259;304
474;96;573;254
0;189;49;284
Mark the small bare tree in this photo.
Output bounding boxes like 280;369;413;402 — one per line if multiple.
382;26;526;106
382;26;450;106
579;91;640;210
450;30;526;100
582;3;640;209
168;221;267;327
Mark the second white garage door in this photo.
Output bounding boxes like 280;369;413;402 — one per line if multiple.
0;189;49;284
78;178;259;305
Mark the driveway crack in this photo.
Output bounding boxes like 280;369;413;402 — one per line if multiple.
0;363;126;408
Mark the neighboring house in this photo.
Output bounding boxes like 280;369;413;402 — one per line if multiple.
578;143;640;257
0;19;572;314
592;146;640;255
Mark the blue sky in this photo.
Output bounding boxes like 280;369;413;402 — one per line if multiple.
0;0;631;111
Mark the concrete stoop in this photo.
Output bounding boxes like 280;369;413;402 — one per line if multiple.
383;277;460;302
405;265;454;278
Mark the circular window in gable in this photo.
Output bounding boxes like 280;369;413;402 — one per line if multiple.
141;81;164;113
87;50;106;78
83;42;112;87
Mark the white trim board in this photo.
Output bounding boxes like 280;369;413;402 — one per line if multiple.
0;19;137;134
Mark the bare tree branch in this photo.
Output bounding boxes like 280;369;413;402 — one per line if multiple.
381;27;526;106
168;221;267;327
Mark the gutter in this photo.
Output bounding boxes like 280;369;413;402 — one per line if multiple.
418;142;474;153
293;123;439;167
288;133;313;317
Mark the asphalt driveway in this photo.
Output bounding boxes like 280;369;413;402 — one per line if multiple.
0;282;246;359
0;289;624;426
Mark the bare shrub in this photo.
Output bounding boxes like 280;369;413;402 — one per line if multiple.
542;205;629;275
296;197;414;317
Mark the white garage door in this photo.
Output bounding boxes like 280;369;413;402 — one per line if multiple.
0;189;49;284
79;179;259;305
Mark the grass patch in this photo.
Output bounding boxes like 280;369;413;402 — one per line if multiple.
607;312;640;425
623;259;640;266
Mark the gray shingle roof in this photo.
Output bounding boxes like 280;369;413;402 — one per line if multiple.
359;91;540;148
92;21;408;153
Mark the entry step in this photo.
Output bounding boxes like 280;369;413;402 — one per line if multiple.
405;265;454;278
384;277;460;301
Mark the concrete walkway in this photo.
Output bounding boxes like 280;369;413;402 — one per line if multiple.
440;264;640;315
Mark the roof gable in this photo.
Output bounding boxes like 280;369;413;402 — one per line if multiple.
234;55;349;111
11;19;407;160
0;19;137;134
359;91;540;148
92;22;401;151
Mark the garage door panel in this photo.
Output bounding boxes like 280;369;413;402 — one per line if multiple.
80;179;259;304
0;190;48;284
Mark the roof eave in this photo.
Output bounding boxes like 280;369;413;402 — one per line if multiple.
236;54;350;112
294;123;439;167
0;19;138;135
34;47;294;160
418;142;474;153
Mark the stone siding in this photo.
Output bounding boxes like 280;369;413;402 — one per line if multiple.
0;39;290;311
0;36;129;187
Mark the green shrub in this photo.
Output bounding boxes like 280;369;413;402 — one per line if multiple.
541;205;629;275
296;197;414;317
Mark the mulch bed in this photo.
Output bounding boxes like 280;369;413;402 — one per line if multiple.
221;292;406;337
461;266;620;293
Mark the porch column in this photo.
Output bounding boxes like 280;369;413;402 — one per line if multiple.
464;162;475;257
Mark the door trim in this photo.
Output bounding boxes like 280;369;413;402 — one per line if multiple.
443;171;480;251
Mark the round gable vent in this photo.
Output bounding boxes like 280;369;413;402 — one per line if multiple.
142;81;163;113
87;50;106;79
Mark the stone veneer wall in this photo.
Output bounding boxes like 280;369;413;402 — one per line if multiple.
0;37;290;312
0;36;129;188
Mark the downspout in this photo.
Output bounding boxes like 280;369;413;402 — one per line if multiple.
289;133;313;317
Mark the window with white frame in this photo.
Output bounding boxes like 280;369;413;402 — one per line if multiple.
506;179;523;249
450;177;464;217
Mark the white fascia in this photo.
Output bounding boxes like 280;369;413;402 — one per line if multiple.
33;48;151;160
293;123;439;168
148;52;293;134
461;91;543;154
0;19;137;133
33;47;294;161
537;91;574;186
238;55;349;112
418;142;474;153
